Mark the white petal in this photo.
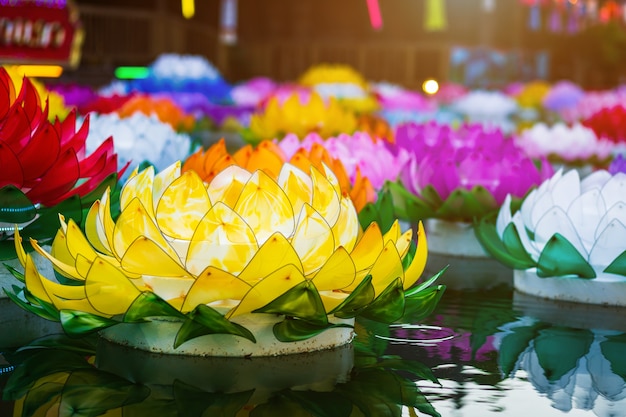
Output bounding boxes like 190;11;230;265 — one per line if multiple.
550;169;581;210
580;170;611;193
566;189;606;253
595;201;626;241
496;194;513;238
534;206;587;258
600;173;626;210
512;212;541;261
588;219;626;268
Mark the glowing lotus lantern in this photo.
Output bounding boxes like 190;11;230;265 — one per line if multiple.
476;169;626;306
183;138;376;213
451;90;518;133
0;68;124;263
582;104;626;146
516;122;614;170
298;64;379;114
541;80;585;115
86;112;195;179
128;53;232;103
389;121;552;287
8;160;444;356
116;94;195;132
246;92;358;144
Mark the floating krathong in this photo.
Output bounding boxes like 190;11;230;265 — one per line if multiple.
246;92;357;143
86;112;195;178
451;90;518;133
183;138;376;213
476;169;626;305
116;94;195;132
0;68;124;262
9;160;444;356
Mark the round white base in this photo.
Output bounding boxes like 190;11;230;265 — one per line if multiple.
0;246;54;299
514;269;626;306
99;314;355;357
425;219;488;258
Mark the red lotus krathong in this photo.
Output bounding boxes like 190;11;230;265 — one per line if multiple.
0;68;126;259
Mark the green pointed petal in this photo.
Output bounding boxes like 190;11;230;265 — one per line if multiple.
358;188;396;234
537;233;596;278
498;323;546;377
534;327;594;382
2;263;25;282
59;310;119;336
474;216;536;270
174;304;256;348
253;280;328;325
405;266;447;296
604;250;626;276
419;184;444;208
359;278;405;323
437;188;491;220
373;357;439;385
331;275;375;319
501;223;537;268
272;317;353;342
400;285;446;324
0;185;36;223
173;380;253;417
123;291;186;323
387;181;436;221
4;287;59;321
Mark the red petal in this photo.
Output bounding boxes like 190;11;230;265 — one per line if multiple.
0;105;33;151
0;142;24;189
0;68;16;120
17;122;61;182
26;148;79;206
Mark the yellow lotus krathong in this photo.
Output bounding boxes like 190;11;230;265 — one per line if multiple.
8;161;445;356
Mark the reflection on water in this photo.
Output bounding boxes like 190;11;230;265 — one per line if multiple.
2;285;626;416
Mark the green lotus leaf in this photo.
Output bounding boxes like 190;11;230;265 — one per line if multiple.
400;285;446;324
359;277;405;323
123;291;186;323
20;375;65;417
474;216;537;270
60;310;119;336
330;275;375;319
58;369;151;416
358;188;396;233
386;181;436;221
370;356;439;385
437;188;494;221
0;185;37;223
534;327;593;382
17;333;98;356
272;316;353;342
405;266;448;297
280;390;353;417
2;262;25;282
501;223;536;269
174;304;256;348
470;185;499;214
419;184;444;209
173;380;254;417
536;233;596;278
604;250;626;276
253;279;328;325
498;322;548;377
4;287;59;322
600;333;626;380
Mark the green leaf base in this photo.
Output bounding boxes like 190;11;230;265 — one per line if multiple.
514;269;626;306
98;314;355;357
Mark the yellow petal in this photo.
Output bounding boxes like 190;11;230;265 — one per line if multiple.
402;221;428;290
395;228;414;261
141;275;195;304
113;198;180;262
121;236;188;277
156;170;212;240
238;232;303;285
320;291;349;313
13;227;27;267
85;201;113;255
65;219;98;263
291;204;334;274
320;163;343;200
85;257;142;316
186;202;258;276
310;246;355;290
32;238;83;281
310;165;340;227
348;222;384;279
383;220;401;245
207;165;251;208
234;170;295;244
227;264;305;319
331;196;359;252
120;165;155;216
369;241;404;296
153;160;181;203
276;163;312;216
181;266;251;313
98;188;117;257
24;254;53;304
